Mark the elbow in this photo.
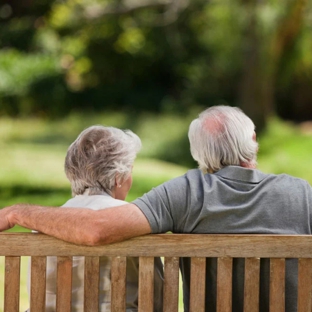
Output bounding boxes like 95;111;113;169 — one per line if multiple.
83;230;106;246
84;233;102;246
82;224;111;246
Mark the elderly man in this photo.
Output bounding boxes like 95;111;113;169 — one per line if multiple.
1;105;312;311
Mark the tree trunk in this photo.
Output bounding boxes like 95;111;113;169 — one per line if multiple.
263;0;307;120
239;0;267;132
238;0;307;132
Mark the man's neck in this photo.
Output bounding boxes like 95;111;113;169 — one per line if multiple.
240;161;257;169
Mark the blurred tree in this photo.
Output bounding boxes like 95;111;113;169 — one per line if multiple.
239;0;308;130
275;0;312;122
0;0;311;131
263;0;308;123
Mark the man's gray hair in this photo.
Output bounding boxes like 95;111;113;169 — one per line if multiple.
65;125;142;196
188;105;258;173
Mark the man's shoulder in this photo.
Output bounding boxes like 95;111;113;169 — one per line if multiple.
262;172;312;197
269;172;310;184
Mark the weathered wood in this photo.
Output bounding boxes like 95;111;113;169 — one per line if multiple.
244;258;260;312
30;256;46;311
163;257;180;312
138;257;154;312
297;258;312;312
4;256;20;312
189;257;206;312
111;256;127;312
217;257;232;312
269;258;285;312
84;256;100;312
56;256;72;312
2;233;312;312
2;233;312;258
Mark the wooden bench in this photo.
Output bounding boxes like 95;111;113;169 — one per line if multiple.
1;233;312;312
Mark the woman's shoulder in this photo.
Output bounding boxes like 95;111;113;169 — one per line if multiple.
62;195;128;210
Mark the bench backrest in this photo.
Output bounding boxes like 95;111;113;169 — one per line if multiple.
1;233;312;312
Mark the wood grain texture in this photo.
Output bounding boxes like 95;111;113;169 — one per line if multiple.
2;233;312;257
217;257;232;312
84;256;100;312
138;257;154;312
111;256;127;312
30;256;46;311
4;256;20;312
56;256;72;312
189;257;206;312
163;257;180;312
297;258;312;312
269;258;285;312
2;233;312;312
244;258;260;312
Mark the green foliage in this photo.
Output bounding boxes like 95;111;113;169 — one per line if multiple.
0;49;61;116
0;0;312;124
0;50;59;97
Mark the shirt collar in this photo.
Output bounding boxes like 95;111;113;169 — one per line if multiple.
81;189;111;197
214;166;267;183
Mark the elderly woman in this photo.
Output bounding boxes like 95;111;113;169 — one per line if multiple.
28;125;163;311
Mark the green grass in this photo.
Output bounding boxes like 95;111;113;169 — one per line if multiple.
257;117;312;184
1;112;312;311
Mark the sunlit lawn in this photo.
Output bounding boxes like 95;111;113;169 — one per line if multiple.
1;113;312;311
256;117;312;184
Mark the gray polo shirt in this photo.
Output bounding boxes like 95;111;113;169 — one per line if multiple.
133;166;312;311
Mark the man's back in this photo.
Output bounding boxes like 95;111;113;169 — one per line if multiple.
134;166;312;311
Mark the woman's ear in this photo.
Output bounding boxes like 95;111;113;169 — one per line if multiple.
115;175;122;188
252;131;257;142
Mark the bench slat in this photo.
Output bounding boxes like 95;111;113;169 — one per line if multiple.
84;256;100;312
163;257;180;312
189;257;206;312
30;256;46;311
138;257;154;312
269;258;285;312
3;233;312;258
56;256;72;312
244;258;260;312
4;256;20;312
217;257;232;312
297;258;312;312
111;256;127;312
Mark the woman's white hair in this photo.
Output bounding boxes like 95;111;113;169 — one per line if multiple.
188;105;258;173
65;125;142;196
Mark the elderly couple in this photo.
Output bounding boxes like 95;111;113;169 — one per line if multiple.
1;105;312;312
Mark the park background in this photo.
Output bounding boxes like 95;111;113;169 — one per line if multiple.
1;0;312;310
